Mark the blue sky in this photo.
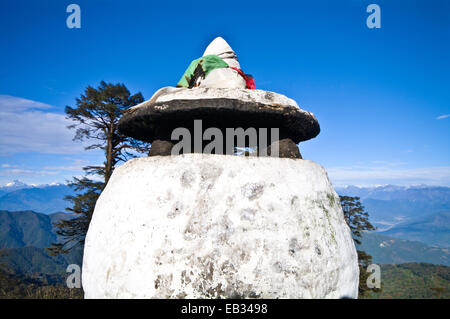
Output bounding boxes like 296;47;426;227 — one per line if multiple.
0;0;449;186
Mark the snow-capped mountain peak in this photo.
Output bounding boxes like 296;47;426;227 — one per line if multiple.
5;179;27;188
2;180;31;192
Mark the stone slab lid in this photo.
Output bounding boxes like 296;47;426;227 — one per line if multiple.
118;87;320;144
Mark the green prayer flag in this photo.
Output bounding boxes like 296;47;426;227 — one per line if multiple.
177;54;229;88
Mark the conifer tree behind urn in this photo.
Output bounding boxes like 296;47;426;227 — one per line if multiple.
340;196;380;297
48;81;150;255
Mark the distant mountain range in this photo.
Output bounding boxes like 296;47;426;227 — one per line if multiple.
359;232;450;266
381;211;450;248
0;180;30;193
336;185;450;226
4;246;82;275
336;185;450;249
0;181;448;252
0;182;448;298
0;210;75;248
336;184;450;202
0;180;74;214
0;210;56;248
0;210;81;275
0;208;449;277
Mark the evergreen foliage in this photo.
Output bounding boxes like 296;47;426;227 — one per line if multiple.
340;196;380;297
48;82;149;255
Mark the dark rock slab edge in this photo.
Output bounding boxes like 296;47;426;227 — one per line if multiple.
118;98;320;144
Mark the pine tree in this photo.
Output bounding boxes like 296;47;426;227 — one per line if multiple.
48;81;150;255
340;195;380;297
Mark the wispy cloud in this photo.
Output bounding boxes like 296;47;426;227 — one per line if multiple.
327;163;450;187
0;158;89;184
0;167;60;177
0;94;53;112
42;159;88;171
0;95;86;155
436;114;450;120
1;163;18;168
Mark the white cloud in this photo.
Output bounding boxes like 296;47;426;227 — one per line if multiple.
327;164;450;187
0;168;59;177
436;114;450;120
0;95;86;155
0;94;53;112
43;159;88;171
0;158;99;186
1;163;18;168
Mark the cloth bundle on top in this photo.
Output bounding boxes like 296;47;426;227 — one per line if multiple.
176;37;255;90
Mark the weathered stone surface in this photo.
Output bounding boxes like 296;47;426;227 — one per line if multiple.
118;96;320;144
148;140;173;156
82;155;359;298
266;138;302;159
148;87;300;109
